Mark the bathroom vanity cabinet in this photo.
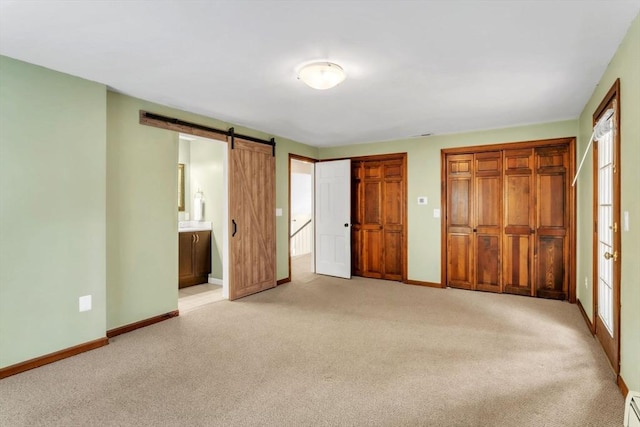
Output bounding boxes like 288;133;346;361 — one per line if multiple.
179;230;211;288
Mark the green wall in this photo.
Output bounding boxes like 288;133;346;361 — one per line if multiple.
188;138;226;281
106;92;318;329
106;93;179;329
319;120;577;283
0;56;106;368
575;14;640;392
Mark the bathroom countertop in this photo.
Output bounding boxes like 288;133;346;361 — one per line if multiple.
178;221;212;232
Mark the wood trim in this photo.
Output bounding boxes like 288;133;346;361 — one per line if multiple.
106;310;179;338
139;111;277;150
617;375;629;397
568;137;577;303
594;78;620;120
577;299;595;334
0;337;108;379
321;152;407;163
140;111;228;142
405;279;443;288
277;277;291;285
441;136;575;156
440;150;448;290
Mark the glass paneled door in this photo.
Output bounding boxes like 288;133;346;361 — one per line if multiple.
593;80;620;373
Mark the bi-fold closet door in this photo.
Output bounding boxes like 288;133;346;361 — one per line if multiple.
445;141;571;300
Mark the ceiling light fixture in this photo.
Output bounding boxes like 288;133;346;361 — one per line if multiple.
298;61;346;90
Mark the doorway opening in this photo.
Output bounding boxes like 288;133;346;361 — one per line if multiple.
289;156;316;283
178;133;229;313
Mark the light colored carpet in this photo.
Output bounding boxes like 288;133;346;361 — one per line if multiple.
0;275;623;426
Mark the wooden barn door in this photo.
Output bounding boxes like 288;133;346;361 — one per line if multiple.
228;138;276;300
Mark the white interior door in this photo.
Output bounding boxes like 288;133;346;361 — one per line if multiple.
315;159;351;278
596;116;615;335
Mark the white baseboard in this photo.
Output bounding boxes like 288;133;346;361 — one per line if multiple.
208;277;223;286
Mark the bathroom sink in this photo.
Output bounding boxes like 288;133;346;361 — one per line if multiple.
178;221;212;232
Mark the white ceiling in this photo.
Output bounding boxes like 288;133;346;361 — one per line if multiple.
1;1;638;147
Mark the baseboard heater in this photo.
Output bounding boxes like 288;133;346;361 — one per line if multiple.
625;391;640;427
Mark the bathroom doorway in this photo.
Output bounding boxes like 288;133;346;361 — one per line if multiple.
178;133;229;313
289;155;316;283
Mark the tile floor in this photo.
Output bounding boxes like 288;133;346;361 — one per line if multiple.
178;283;225;314
178;251;314;314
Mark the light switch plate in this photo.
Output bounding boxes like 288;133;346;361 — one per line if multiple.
417;196;428;205
624;211;629;231
275;208;283;217
79;295;92;312
433;208;440;218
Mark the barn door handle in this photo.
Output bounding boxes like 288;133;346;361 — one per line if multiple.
232;219;237;237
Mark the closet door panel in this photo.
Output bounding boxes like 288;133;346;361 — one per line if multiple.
474;152;501;292
503;235;531;295
382;160;404;281
362;163;382;277
351;162;363;276
383;230;403;280
475;234;500;291
448;233;473;289
363;229;383;278
535;146;569;300
536;236;566;299
503;149;534;296
446;154;474;289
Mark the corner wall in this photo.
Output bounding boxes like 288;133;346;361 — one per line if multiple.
0;56;106;368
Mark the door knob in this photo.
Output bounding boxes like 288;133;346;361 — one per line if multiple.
604;251;618;261
344;223;349;227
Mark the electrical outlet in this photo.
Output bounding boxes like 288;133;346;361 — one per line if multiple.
79;295;92;312
584;277;588;288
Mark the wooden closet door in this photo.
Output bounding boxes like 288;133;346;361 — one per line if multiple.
474;152;502;293
351;161;363;277
503;149;535;296
382;159;405;281
446;154;474;290
362;161;383;278
534;145;569;300
352;155;406;281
